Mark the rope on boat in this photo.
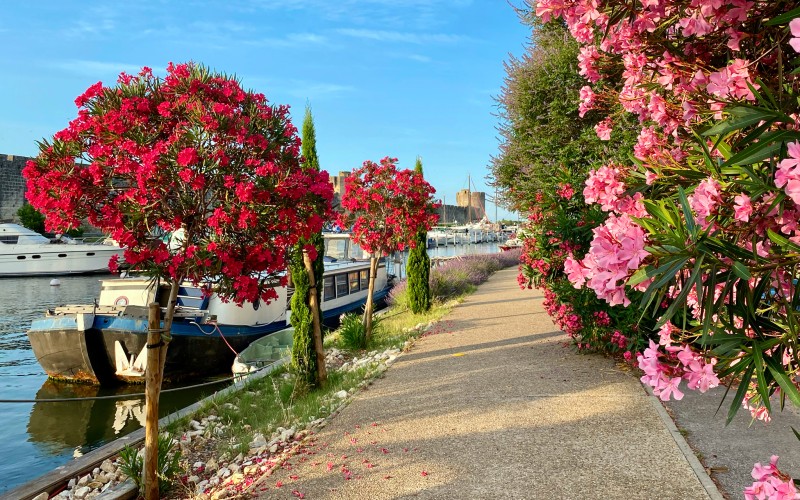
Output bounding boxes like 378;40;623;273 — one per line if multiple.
189;321;239;356
0;375;236;403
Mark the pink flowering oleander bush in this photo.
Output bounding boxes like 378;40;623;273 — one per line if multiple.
491;16;649;356
531;0;800;494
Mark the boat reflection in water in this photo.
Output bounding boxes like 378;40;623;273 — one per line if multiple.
26;379;224;458
27;381;145;457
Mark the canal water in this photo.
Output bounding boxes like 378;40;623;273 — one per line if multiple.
0;241;500;492
0;275;226;493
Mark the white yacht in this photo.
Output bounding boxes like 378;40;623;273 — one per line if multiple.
0;223;122;277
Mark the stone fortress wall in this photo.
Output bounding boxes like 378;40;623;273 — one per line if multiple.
0;154;31;222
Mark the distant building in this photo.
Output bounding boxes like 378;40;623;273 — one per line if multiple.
329;171;350;195
455;189;486;222
0;154;31;222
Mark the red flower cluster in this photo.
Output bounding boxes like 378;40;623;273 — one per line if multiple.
337;157;439;256
24;62;334;305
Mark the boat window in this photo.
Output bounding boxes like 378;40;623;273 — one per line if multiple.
335;274;349;297
58;254;67;258
349;272;360;293
0;235;19;244
323;277;335;301
360;270;369;291
350;241;368;259
17;255;26;260
326;239;347;260
86;252;95;256
32;255;41;259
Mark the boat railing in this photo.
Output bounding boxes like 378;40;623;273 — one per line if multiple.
48;304;208;320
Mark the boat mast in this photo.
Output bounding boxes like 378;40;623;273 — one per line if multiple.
467;174;472;224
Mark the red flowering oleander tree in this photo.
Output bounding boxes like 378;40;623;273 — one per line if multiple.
338;157;439;341
23;62;333;498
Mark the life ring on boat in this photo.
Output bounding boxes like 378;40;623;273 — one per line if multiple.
114;296;129;306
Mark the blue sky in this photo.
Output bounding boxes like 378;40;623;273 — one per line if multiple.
0;1;529;221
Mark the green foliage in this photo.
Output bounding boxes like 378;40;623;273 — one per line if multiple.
337;312;376;351
17;204;45;234
407;157;432;314
492;19;637;211
291;105;325;386
290;248;317;385
118;433;182;496
492;17;641;354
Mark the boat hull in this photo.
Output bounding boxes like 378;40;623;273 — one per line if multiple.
28;315;288;385
101;318;288;384
28;317;115;384
0;245;122;277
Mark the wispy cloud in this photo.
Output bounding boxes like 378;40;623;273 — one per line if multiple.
336;28;467;44
243;32;329;48
62;5;119;38
407;54;432;63
239;0;472;29
243;75;355;100
282;81;355;99
45;60;166;78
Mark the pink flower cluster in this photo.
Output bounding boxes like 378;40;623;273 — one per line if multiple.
610;330;627;349
776;142;800;206
557;183;575;200
542;288;584;337
583;165;647;217
564;213;649;306
687;177;721;228
744;456;799;500
637;340;720;401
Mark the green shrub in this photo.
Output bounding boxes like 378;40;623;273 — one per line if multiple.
117;432;182;496
337;312;377;351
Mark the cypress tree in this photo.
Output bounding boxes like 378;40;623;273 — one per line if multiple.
406;157;431;314
291;106;327;386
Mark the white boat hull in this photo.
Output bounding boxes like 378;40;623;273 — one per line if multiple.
0;244;122;276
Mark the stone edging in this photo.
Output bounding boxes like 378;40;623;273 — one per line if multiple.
642;384;725;500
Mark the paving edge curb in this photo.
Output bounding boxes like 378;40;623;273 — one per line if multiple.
642;384;725;500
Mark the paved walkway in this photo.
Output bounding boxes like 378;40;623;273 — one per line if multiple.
255;268;716;499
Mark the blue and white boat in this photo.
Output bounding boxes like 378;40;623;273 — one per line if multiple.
27;233;391;385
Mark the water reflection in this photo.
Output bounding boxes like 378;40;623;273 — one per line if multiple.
27;380;146;456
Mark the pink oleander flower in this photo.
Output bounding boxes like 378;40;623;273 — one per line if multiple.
776;141;800;205
578;45;602;83
579;213;649;306
791;18;800;53
734;193;753;222
557;182;575;199
744;455;798;500
584;165;625;211
578;86;596;117
688;177;721;226
706;58;758;101
595;117;613;140
684;358;720;393
564;253;591;288
658;322;676;346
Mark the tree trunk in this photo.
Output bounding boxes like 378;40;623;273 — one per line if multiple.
363;256;378;341
143;279;179;499
143;303;161;500
303;250;327;384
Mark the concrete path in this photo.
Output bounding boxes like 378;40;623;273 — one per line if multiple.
255;268;716;499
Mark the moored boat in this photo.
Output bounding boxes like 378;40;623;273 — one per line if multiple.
27;233;392;385
0;223;122;277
